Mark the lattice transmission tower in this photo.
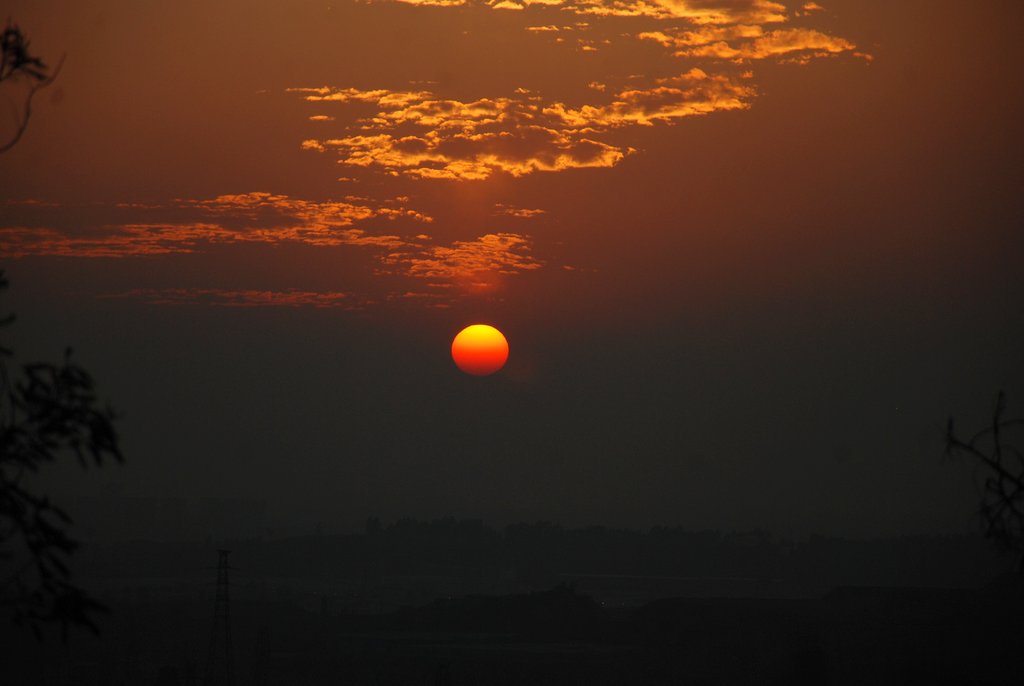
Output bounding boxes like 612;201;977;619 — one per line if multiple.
204;549;234;686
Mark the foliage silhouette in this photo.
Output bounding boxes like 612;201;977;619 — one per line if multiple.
0;271;122;639
0;21;63;153
947;391;1024;575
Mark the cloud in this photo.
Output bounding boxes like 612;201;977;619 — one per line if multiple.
109;288;358;308
293;72;754;178
639;23;858;62
639;24;766;48
316;130;627;180
570;0;787;23
495;204;547;218
675;27;856;60
295;87;633;179
543;68;753;127
373;0;788;23
390;0;468;6
0;224;237;258
287;0;865;180
0;192;430;258
1;196;547;305
382;232;543;282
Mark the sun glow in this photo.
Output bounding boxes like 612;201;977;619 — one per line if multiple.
451;324;509;376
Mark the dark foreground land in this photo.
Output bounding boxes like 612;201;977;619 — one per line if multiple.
3;525;1022;684
4;582;1022;685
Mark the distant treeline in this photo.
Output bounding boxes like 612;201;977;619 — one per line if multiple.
74;518;1009;594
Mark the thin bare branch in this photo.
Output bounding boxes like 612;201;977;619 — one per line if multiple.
947;392;1024;575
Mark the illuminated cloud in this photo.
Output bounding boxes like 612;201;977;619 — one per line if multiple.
288;0;866;180
543;68;753;127
674;27;856;61
0;193;430;258
110;289;358;308
495;204;547;218
638;24;766;48
181;191;432;229
361;0;862;66
382;233;543;281
4;0;866;310
638;22;858;62
293;72;756;178
2;196;546;306
376;0;788;23
570;0;787;23
315;130;626;180
295;86;633;179
391;0;468;6
0;224;237;258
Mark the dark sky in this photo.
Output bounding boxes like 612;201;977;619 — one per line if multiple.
2;0;1022;537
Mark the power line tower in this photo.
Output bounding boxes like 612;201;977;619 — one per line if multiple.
204;550;234;686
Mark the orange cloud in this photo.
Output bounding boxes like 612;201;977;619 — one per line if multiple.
0;193;430;258
389;0;787;23
639;24;765;48
181;191;432;227
570;0;787;23
391;0;468;6
2;196;547;306
294;72;754;178
110;289;358;308
382;233;543;282
675;27;856;60
543;69;753;127
639;22;857;62
0;224;237;258
495;204;547;218
317;130;626;180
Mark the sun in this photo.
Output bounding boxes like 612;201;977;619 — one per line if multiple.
451;324;509;376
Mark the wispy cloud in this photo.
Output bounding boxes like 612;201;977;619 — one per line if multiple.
666;27;857;61
0;192;430;258
569;0;787;23
495;204;547;218
108;288;358;308
382;232;543;281
382;0;789;24
2;194;546;306
543;68;753;127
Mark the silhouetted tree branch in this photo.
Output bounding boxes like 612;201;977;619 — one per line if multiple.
0;22;63;154
947;391;1024;575
0;271;122;640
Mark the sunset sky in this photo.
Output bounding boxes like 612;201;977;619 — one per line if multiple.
2;0;1022;536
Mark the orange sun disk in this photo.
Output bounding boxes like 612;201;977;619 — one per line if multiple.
451;324;509;376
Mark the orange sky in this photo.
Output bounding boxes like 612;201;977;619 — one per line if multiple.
1;0;878;308
2;1;1022;534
